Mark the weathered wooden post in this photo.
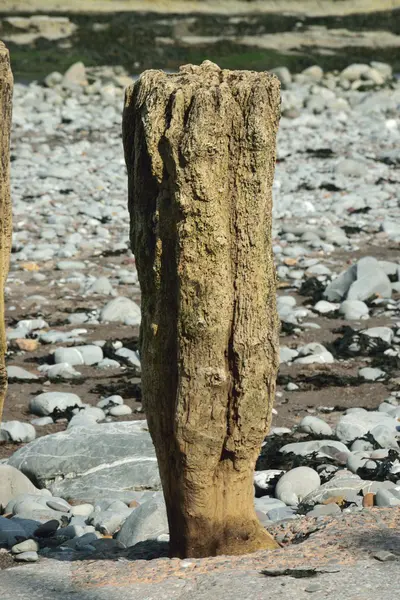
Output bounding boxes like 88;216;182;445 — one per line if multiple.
123;61;281;558
0;42;13;424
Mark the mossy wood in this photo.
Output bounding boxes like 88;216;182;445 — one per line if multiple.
0;42;13;424
123;61;281;558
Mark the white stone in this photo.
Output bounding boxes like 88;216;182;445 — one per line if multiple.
339;300;369;320
29;392;82;416
100;296;141;325
275;467;321;506
298;416;333;437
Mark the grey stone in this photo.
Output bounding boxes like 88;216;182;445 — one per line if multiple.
8;422;160;502
286;382;299;391
87;276;115;296
346;452;370;474
42;363;81;380
0;465;42;511
67;407;105;429
7;366;39;380
336;410;395;444
313;300;338;314
117;495;168;547
370;61;392;79
56;260;86;270
50;457;160;504
97;395;124;409
336;159;366;178
339;300;369;320
358;367;386;381
97;358;121;369
100;296;141;325
254;497;286;513
324;265;357;302
340;63;371;82
306;503;341;518
14;551;39;562
373;550;397;562
279;346;299;364
253;470;284;495
270;66;292;87
69;503;94;517
302;472;393;506
5;494;49;515
347;257;392;301
109;405;132;417
382;219;400;240
62;61;87;87
29;392;82;416
280;440;349;460
375;487;400;507
1;421;36;443
361;327;394;344
369;424;399;449
0;515;38;547
67;313;89;325
89;508;133;535
350;439;374;452
266;506;298;521
46;498;71;513
275;467;320;506
115;347;141;369
11;539;39;554
54;345;103;366
302;65;323;81
298;416;333;437
295;343;334;365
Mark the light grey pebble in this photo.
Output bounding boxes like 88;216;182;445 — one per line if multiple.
373;550;397;562
7;366;39;380
11;539;40;554
275;467;321;506
14;551;39;562
0;421;36;443
100;296;141;325
358;367;386;381
109;405;132;417
29;391;82;416
298;416;332;437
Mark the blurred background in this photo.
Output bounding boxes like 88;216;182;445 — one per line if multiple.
1;0;399;82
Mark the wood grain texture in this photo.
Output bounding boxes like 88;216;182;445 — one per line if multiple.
0;42;13;424
123;61;280;558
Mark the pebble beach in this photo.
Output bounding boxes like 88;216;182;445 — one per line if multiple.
0;51;400;594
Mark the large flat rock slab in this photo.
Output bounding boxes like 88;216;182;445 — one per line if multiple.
7;421;160;495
